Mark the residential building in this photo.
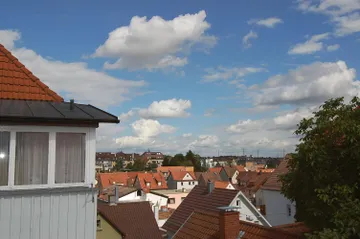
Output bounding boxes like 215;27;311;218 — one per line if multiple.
208;167;222;174
98;172;139;190
202;157;215;168
97;200;163;239
96;152;117;171
237;171;273;203
256;157;296;226
166;170;198;190
142;151;164;167
220;166;241;184
152;189;190;209
134;172;168;192
156;166;194;178
0;44;119;239
173;209;310;239
162;184;271;238
197;171;222;186
158;207;175;227
99;185;141;202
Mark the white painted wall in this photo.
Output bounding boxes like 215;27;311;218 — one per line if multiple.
257;189;296;226
0;188;96;239
145;192;168;208
176;181;197;190
118;191;141;201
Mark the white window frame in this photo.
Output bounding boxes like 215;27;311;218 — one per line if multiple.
0;125;96;190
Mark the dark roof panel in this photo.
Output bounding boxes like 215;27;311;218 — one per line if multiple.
0;99;119;124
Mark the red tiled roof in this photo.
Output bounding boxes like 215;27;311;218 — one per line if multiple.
169;171;196;181
173;210;307;239
98;201;163;239
157;166;194;173
0;44;63;102
198;172;222;186
214;181;233;189
98;172;139;189
261;158;289;191
208;167;222;173
233;165;246;172
221;166;237;178
162;185;240;234
136;172;168;193
275;222;311;236
159;208;175;220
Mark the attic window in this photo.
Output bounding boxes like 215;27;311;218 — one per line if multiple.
158;182;162;186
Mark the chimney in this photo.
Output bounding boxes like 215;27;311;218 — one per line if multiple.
109;186;119;205
207;180;214;194
219;209;240;239
70;99;74;110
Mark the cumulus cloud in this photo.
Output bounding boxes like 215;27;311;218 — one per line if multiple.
115;119;176;148
182;133;192;137
0;30;145;109
327;44;340;51
248;17;283;28
253;61;359;106
202;66;265;82
189;135;219;148
92;10;216;70
297;0;360;36
242;30;258;48
288;33;329;55
227;119;265;133
138;98;191;118
119;110;135;122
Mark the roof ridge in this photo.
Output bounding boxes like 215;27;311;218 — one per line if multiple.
0;44;63;102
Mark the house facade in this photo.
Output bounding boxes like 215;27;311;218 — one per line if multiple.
220;166;240;184
256;157;296;226
166;171;198;190
0;44;119;239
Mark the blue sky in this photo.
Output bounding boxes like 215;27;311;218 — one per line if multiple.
1;0;360;156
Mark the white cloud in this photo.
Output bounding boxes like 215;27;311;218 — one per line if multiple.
253;61;359;106
182;133;192;137
138;98;191;118
273;107;316;130
227;119;265;133
204;108;216;117
248;17;283;28
119;110;135;122
0;30;20;49
115;119;176;148
203;66;265;82
0;30;145;109
327;44;340;51
288;33;329;55
92;10;216;70
189;135;219;148
297;0;360;36
242;30;258;48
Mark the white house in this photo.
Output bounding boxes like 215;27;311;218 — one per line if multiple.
220;166;240;184
166;170;198;190
256;158;296;226
0;44;119;239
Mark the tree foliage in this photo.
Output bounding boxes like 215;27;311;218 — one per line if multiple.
280;97;360;238
113;159;124;171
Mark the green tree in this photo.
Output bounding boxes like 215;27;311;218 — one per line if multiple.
150;161;158;170
113;159;124;171
170;153;185;166
162;155;172;166
185;150;202;171
132;158;146;171
281;97;360;238
125;162;133;169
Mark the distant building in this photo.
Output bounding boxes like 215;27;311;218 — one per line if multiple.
134;172;168;193
166;171;198;190
256;157;296;226
142;151;164;167
156;166;194;178
152;189;189;210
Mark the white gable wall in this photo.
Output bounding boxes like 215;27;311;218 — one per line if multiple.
176;181;197;190
257;189;296;226
118;191;141;202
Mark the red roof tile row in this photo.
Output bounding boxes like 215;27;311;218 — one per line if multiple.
0;44;63;102
169;171;196;181
136;172;168;193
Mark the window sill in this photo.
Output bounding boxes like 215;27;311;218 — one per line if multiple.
0;185;97;196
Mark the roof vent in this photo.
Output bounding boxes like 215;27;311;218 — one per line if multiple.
70;99;74;110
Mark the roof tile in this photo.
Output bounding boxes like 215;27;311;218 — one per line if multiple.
0;44;63;102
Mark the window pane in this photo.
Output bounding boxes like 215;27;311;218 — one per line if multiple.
55;133;85;183
0;132;10;186
15;132;49;185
